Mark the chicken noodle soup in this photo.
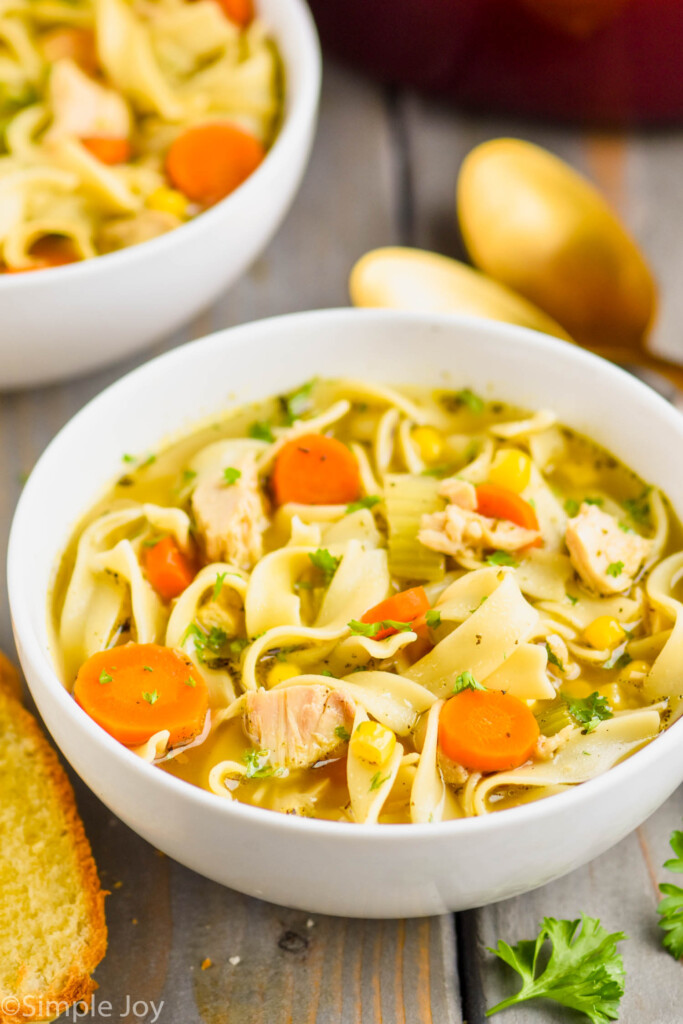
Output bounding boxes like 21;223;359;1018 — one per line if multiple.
0;0;281;271
51;379;683;823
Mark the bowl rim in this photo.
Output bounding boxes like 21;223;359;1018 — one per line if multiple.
0;0;321;290
9;307;683;843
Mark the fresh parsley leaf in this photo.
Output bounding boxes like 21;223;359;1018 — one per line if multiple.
584;497;604;506
566;593;579;605
122;453;136;464
606;561;624;578
281;379;316;424
622;488;651;526
321;669;334;677
369;771;391;792
206;626;228;652
347;619;414;637
658;829;683;958
564;498;580;517
242;749;278;779
486;914;627;1023
213;572;227;600
346;495;381;514
564;692;613;734
185;677;197;688
453;671;485;694
143;690;159;705
455;387;484;414
143;665;153;673
425;609;441;629
334;725;351;742
248;420;275;443
308;548;340;584
487;550;519;567
545;642;564;672
99;670;112;685
181;622;231;663
223;467;241;485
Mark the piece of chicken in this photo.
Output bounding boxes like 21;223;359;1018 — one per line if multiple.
191;451;268;571
243;685;356;770
45;58;132;143
437;750;469;788
419;478;540;560
565;503;651;595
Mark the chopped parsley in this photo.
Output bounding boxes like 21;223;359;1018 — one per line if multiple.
603;650;632;672
223;467;241;485
347;619;414;637
564;498;580;517
280;379;316;424
242;749;284;779
248;420;275;443
566;593;579;605
143;665;153;673
185;677;197;688
369;771;391;792
487;914;627;1022
486;550;519;567
453;671;485;694
346;495;381;514
584;496;604;506
545;643;564;672
425;609;441;629
308;548;340;584
622;488;651;526
563;692;613;734
658;829;683;958
454;387;484;414
181;468;197;487
99;670;113;685
213;572;227;600
606;561;624;578
122;453;136;464
181;622;235;664
334;725;351;742
142;690;159;705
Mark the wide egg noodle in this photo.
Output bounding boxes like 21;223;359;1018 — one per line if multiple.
410;700;461;823
643;552;683;715
346;705;403;825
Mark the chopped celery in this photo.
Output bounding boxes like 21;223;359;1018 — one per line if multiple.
534;699;575;737
385;473;445;582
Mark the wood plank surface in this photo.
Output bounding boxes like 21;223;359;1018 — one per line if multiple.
2;52;683;1024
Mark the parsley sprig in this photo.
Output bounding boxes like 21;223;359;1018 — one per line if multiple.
658;829;683;958
487;914;627;1023
563;692;613;734
453;671;485;694
308;548;340;584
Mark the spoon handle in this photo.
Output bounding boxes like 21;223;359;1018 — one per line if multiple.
588;345;683;393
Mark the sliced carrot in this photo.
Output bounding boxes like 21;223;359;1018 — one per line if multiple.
476;483;540;534
361;586;430;640
271;433;361;506
143;536;195;602
438;689;539;772
74;643;209;747
3;235;78;273
165;123;265;206
214;0;254;26
81;136;131;165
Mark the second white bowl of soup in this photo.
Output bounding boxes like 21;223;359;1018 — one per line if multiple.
0;0;320;388
9;309;683;917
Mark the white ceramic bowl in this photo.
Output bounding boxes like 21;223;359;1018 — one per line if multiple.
9;309;683;918
0;0;320;390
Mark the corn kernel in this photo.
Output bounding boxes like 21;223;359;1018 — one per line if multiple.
146;186;189;219
583;615;625;650
412;426;444;464
596;682;626;710
619;659;650;684
266;661;301;687
488;448;532;493
349;720;396;765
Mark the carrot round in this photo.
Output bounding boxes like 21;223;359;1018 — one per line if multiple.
476;483;540;532
81;137;131;165
3;235;78;273
438;689;539;772
143;536;195;602
165;123;265;206
215;0;254;25
74;643;208;747
271;433;361;506
361;586;430;640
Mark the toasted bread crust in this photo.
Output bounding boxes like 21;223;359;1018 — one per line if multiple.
0;662;107;1023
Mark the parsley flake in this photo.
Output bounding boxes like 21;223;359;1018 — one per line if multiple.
213;572;227;600
185;677;197;688
563;692;613;734
369;771;391;792
487;913;627;1022
487;550;519;567
346;495;381;514
334;725;351;742
308;548;340;584
564;498;580;517
223;467;241;485
248;420;275;443
242;749;284;779
143;665;153;673
99;670;113;685
280;379;316;424
622;488;651;526
143;690;159;705
606;561;624;578
347;619;414;637
425;609;441;629
453;671;486;694
545;643;564;672
454;387;484;414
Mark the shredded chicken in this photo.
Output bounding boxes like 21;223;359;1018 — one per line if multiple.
437;750;469;788
243;685;356;770
45;58;131;142
565;503;651;595
534;725;575;761
419;477;540;560
191;451;268;571
99;210;181;252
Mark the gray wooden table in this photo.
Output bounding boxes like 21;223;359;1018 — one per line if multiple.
3;60;683;1023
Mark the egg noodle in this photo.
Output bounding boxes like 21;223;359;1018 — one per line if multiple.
0;0;281;269
52;379;683;824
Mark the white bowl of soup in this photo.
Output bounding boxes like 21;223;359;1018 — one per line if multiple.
9;309;683;918
0;0;320;389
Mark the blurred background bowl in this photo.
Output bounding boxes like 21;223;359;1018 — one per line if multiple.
0;0;320;391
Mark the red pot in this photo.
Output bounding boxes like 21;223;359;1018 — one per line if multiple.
308;0;683;125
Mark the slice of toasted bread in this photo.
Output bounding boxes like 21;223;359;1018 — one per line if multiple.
0;658;107;1023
